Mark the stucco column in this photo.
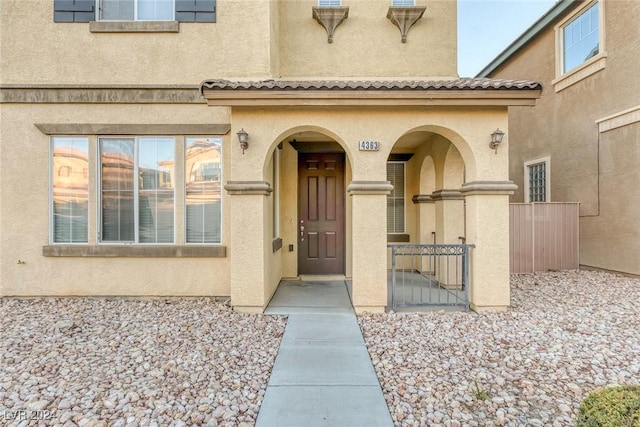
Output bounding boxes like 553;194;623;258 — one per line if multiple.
430;189;465;288
460;181;517;312
224;181;273;313
347;181;393;314
412;195;436;245
431;189;465;244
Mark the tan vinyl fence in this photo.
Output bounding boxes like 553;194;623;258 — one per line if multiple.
510;203;580;274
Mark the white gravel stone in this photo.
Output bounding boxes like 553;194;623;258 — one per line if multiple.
0;298;286;426
358;270;640;426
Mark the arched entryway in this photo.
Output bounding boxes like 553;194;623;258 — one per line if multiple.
264;128;354;281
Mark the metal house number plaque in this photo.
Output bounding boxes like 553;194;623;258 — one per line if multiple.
359;140;380;151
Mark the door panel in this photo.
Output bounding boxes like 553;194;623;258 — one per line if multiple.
298;153;345;274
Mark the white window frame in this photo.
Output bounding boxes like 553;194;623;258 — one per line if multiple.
50;136;90;245
387;161;406;234
524;157;551;203
97;136;177;245
318;0;341;7
96;0;176;21
184;136;223;245
553;0;606;92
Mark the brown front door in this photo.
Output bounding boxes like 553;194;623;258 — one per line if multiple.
298;152;345;275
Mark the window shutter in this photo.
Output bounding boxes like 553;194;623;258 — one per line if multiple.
54;0;95;23
176;0;216;23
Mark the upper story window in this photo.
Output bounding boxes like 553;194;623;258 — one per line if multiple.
392;0;415;6
318;0;341;6
553;1;605;91
54;0;216;23
99;0;174;21
562;2;599;73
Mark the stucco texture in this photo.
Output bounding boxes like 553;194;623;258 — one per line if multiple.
225;106;512;312
490;0;640;275
0;0;456;85
0;104;231;296
278;0;457;79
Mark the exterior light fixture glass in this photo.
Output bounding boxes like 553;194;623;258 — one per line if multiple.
237;128;249;154
489;128;505;154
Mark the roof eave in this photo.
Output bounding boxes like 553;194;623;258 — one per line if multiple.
476;0;581;78
201;89;541;107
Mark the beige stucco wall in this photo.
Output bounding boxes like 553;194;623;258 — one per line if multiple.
0;0;457;85
581;123;640;273
278;141;354;280
264;151;282;304
0;103;231;296
489;0;640;275
233;107;507;183
279;142;299;279
226;106;511;311
0;0;277;84
277;0;457;79
465;193;510;311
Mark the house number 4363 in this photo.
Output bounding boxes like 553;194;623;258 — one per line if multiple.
359;140;380;151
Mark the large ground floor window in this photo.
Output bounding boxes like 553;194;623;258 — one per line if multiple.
50;135;223;245
185;137;222;244
51;137;90;243
99;137;175;243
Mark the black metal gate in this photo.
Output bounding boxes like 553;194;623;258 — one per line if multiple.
388;244;473;310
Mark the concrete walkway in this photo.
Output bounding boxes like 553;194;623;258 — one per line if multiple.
257;280;393;427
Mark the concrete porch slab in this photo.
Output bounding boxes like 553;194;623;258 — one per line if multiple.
256;385;393;427
264;306;355;315
265;280;352;312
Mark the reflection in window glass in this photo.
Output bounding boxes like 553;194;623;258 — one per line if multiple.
563;2;599;73
138;137;175;243
52;137;89;243
100;137;175;243
100;0;134;20
99;0;173;21
101;138;135;242
318;0;341;6
185;137;222;244
392;0;415;6
138;0;173;20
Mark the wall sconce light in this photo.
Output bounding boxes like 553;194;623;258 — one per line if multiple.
237;128;249;154
489;128;505;154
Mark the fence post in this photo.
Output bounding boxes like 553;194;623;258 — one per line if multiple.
391;245;397;310
463;245;470;311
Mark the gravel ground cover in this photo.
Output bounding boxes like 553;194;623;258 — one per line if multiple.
359;270;640;427
0;298;286;427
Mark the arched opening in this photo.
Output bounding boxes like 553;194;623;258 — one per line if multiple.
264;128;353;280
386;128;468;245
386;127;472;309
